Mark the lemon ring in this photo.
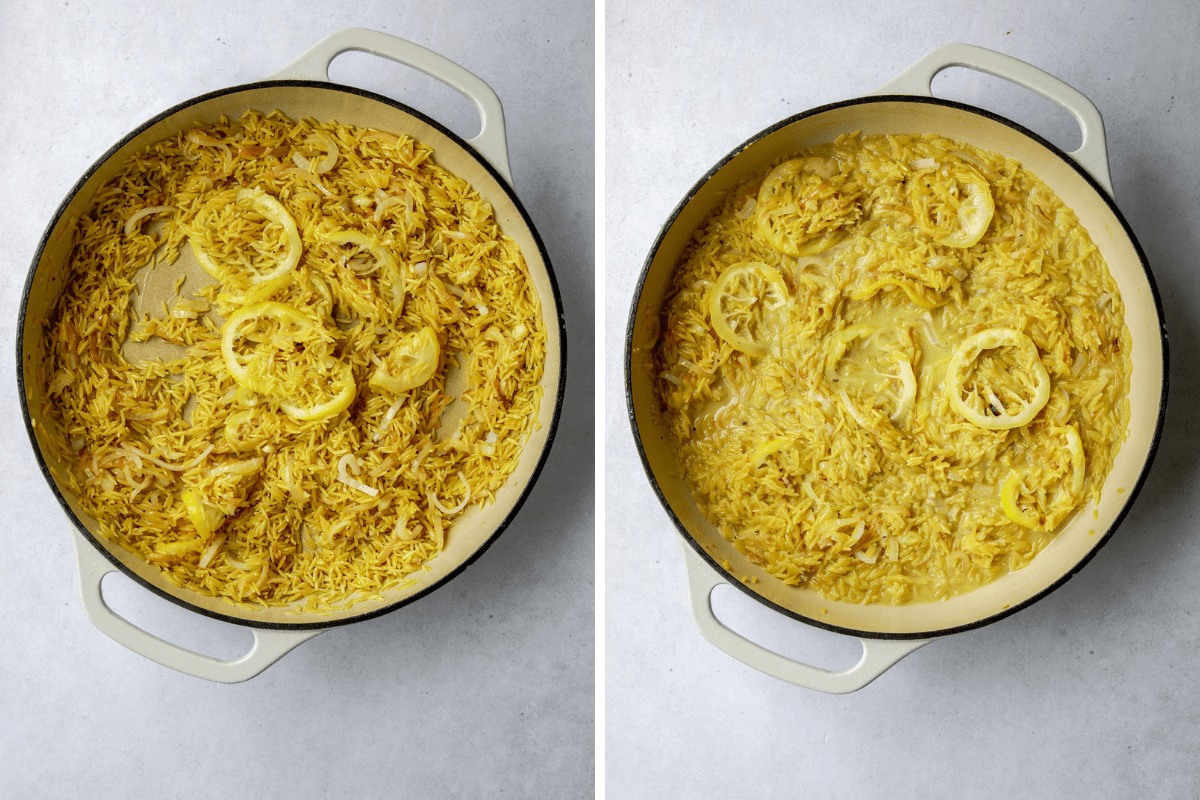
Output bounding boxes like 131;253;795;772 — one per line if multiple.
1000;425;1087;530
911;163;995;248
755;158;857;256
369;327;441;395
220;301;316;392
191;188;302;285
279;365;357;421
946;328;1050;429
182;487;224;540
708;261;789;357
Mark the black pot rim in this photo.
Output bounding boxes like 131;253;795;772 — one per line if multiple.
626;93;1168;641
18;78;567;631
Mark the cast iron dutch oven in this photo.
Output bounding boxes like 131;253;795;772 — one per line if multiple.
19;28;565;682
626;44;1166;692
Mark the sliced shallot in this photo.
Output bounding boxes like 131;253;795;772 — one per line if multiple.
336;453;379;497
428;471;472;515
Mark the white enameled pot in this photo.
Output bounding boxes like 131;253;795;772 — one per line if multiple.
19;28;566;683
626;44;1167;693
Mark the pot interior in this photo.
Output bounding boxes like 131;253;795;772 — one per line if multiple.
629;97;1165;638
21;82;564;627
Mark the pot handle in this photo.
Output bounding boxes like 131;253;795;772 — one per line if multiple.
873;43;1113;197
681;541;932;693
269;27;514;187
71;530;324;683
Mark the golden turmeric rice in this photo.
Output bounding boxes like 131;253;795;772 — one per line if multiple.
38;110;545;611
654;132;1130;604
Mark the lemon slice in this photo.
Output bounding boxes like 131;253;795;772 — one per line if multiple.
890;353;917;423
755;158;860;256
911;163;995;248
708;261;790;357
221;301;317;392
182;487;225;540
369;327;441;394
324;230;397;271
190;187;302;285
221;301;356;421
1000;471;1042;529
945;328;1050;429
279;363;357;421
1062;424;1086;501
1000;425;1087;530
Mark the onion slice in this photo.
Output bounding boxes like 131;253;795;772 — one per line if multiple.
199;534;227;569
373;395;406;442
374;190;403;223
854;549;879;564
336;453;379;497
428;471;472;515
308;132;339;174
276;166;335;197
116;442;213;472
323;230;398;276
124;206;174;236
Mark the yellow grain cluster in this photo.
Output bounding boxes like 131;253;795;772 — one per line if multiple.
655;132;1129;604
39;110;545;611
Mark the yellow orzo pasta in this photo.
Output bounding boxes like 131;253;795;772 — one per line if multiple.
654;132;1129;604
38;110;545;611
